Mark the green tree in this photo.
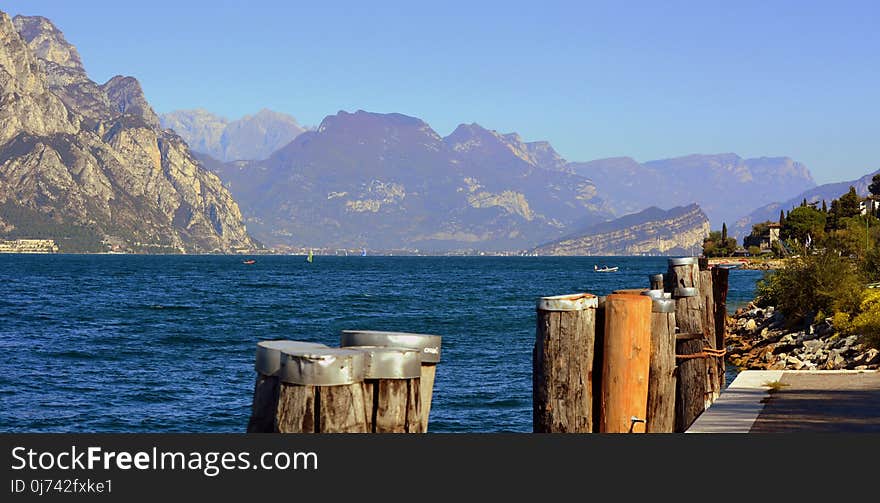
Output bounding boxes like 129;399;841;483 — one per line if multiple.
779;210;785;226
721;222;728;243
821;200;827;213
838;186;861;218
781;206;826;244
869;173;880;197
702;230;737;257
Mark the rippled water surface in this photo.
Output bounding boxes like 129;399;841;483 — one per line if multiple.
0;255;764;432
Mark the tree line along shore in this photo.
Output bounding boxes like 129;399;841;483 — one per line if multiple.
707;174;880;370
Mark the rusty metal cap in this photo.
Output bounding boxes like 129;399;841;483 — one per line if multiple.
349;346;421;379
674;287;699;298
641;289;666;299
340;330;442;363
536;293;598;312
278;348;365;386
255;340;328;376
650;273;664;282
668;257;697;266
652;298;676;313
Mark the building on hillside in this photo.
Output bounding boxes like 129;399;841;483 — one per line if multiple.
743;223;781;251
860;196;880;216
0;239;59;253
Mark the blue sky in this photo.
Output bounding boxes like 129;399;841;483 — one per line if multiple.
4;0;879;183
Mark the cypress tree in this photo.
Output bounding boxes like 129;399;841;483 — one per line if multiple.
821;200;827;213
779;210;785;226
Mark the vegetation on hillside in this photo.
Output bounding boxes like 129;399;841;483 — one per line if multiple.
754;175;880;349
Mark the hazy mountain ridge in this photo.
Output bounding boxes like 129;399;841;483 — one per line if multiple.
569;154;815;229
0;11;256;252
734;168;880;237
209;110;611;251
531;204;710;256
160;108;306;162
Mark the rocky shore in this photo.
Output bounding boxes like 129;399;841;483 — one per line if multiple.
727;304;880;371
708;258;787;270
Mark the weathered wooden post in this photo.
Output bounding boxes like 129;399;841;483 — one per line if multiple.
650;274;665;291
351;346;422;433
712;267;730;390
667;257;708;432
248;340;328;433
533;293;598;433
643;296;677;433
600;294;652;433
340;330;442;432
276;347;368;433
699;263;720;405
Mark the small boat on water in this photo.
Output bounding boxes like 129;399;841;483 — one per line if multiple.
715;263;741;269
594;265;619;272
242;259;256;265
306;249;314;263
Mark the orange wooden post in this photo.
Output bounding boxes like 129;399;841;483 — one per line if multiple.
600;293;652;433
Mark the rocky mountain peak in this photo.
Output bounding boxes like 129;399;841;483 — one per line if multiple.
100;75;160;128
12;15;84;73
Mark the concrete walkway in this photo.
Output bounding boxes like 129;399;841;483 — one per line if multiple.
687;370;880;433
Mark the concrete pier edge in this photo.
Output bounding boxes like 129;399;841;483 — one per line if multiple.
686;370;879;433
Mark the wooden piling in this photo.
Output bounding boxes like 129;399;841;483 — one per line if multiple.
340;330;441;433
613;288;648;296
650;274;665;291
351;346;422;433
275;348;368;433
712;267;730;391
644;296;677;433
247;340;327;433
600;294;652;433
533;293;597;433
667;257;708;432
699;267;720;405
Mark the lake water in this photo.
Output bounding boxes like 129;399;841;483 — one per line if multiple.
0;255;765;432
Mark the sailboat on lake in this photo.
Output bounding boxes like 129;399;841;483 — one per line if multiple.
361;248;367;257
306;249;313;263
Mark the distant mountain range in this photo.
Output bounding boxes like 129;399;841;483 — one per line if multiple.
570;154;814;231
734;168;880;237
1;11;837;255
207;111;611;251
160;109;306;162
0;12;256;252
531;204;710;256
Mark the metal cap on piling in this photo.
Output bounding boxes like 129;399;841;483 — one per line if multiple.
536;293;598;311
651;298;676;313
340;330;443;364
668;257;697;266
673;287;699;298
278;348;366;386
641;289;666;299
349;346;422;379
255;340;328;376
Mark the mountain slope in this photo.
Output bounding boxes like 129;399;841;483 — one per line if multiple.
531;204;710;256
0;12;256;252
210;110;611;251
160;108;306;161
570;154;815;229
734;169;880;236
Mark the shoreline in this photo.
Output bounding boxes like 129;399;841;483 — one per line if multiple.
708;257;787;270
727;302;879;371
